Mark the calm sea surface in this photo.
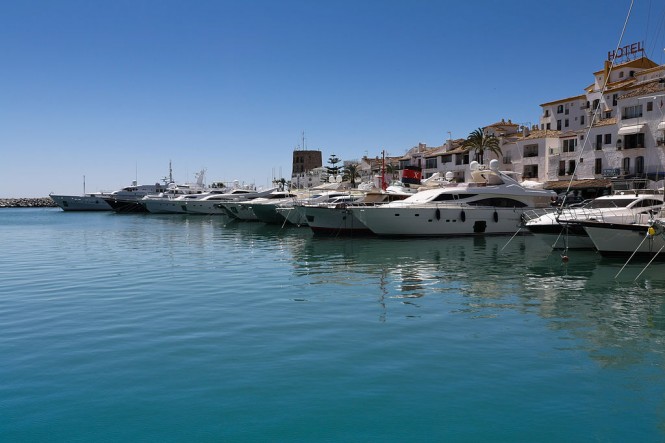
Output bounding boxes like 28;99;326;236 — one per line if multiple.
2;208;665;442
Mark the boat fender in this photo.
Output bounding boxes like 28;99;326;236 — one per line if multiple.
435;208;441;220
648;226;656;237
460;210;466;222
493;211;498;223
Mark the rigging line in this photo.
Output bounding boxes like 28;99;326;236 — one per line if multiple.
500;225;523;252
634;244;665;281
559;0;634;209
614;229;650;278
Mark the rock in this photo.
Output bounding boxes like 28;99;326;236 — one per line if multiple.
0;198;58;208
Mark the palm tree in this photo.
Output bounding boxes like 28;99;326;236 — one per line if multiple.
385;163;398;180
461;128;502;165
343;163;360;188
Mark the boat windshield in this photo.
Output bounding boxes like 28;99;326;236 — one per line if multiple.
585;198;636;209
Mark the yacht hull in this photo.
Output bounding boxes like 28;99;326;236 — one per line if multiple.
103;198;148;213
305;205;373;236
526;222;594;249
581;221;665;259
50;194;112;211
353;206;526;237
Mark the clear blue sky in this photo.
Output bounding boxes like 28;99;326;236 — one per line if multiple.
2;0;664;197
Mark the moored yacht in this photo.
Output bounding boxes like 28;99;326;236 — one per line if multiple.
579;215;665;260
184;188;277;215
107;167;208;213
353;160;556;237
304;191;411;235
524;190;664;249
50;192;113;211
221;191;297;221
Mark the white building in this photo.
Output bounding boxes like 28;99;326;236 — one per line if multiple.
395;49;665;194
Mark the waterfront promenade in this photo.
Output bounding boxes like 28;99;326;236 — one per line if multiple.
0;198;57;208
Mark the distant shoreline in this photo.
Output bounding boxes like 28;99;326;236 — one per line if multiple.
0;198;58;208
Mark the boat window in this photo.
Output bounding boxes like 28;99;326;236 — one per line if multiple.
432;193;477;202
586;198;635;209
467;198;527;207
632;199;663;208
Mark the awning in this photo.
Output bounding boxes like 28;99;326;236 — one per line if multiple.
618;124;646;135
543;179;612;191
657;121;665;131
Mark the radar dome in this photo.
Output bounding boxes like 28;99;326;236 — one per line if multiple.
489;159;499;171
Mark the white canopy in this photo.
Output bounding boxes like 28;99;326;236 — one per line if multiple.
618;124;645;135
657;121;665;131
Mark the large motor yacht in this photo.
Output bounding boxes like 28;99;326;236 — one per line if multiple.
352;160;556;237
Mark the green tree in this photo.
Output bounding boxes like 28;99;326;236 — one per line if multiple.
343;163;360;188
385;162;398;180
327;154;342;178
461;128;502;165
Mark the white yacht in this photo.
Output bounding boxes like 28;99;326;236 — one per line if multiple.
138;168;210;214
579;216;665;259
277;193;361;226
524;191;664;249
352;160;556;237
303;192;410;235
184;188;277;215
50;192;113;211
221;191;296;221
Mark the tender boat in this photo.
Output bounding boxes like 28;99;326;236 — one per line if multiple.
352;160;556;237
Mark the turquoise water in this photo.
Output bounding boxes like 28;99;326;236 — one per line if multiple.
2;208;665;442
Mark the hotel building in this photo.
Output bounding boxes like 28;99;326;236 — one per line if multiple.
416;47;665;196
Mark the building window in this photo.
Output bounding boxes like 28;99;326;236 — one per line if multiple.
624;133;645;149
593;99;600;111
557;120;562;130
546;123;551;130
557;105;564;114
425;158;437;169
612;94;618;106
647;102;653;112
568;160;576;175
595;134;603;150
604;134;612;144
595;158;602;175
565;119;569;127
623;157;631;175
523;165;538;179
605;111;612;119
558;161;566;176
544;110;550;117
562;139;576;153
636;156;644;174
580;115;585;126
622;104;643;119
523;144;538;157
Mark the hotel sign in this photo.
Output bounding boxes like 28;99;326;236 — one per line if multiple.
608;41;645;62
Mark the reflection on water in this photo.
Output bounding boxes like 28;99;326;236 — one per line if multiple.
213;221;665;365
3;210;665;440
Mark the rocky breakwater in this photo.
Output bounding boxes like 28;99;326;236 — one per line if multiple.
0;197;58;208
